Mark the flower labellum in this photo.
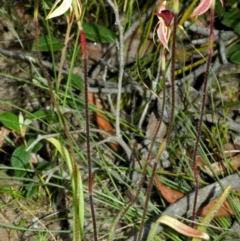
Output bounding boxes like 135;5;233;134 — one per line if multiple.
155;10;174;26
155;1;174;50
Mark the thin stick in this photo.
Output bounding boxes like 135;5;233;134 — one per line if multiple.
105;0;124;138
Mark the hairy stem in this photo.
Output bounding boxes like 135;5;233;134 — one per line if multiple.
166;12;178;142
137;9;178;241
80;30;98;241
192;6;215;223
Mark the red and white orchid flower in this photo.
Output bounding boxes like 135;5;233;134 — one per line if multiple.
154;1;174;51
191;0;224;18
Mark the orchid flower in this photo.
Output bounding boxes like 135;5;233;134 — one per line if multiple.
46;0;82;23
46;0;71;19
191;0;223;18
154;1;174;51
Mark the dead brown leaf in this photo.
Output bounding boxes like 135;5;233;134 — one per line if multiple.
154;175;184;204
146;112;167;139
198;190;240;217
199;199;233;217
88;93;118;151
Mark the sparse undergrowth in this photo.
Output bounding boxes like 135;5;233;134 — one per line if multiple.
0;1;239;241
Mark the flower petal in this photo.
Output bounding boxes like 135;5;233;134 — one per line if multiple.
156;10;174;26
46;0;72;19
191;0;211;17
157;20;171;50
220;0;224;8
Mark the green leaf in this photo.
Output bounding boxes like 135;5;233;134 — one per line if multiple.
27;138;43;153
28;109;58;123
215;1;224;17
223;101;240;109
146;220;159;241
32;35;64;52
70;73;84;91
25;183;38;198
0;112;20;132
45;111;59;123
27;109;48;120
46;137;84;238
11;146;31;177
234;22;240;35
82;22;117;43
36;161;53;172
221;9;240;28
222;8;239;20
227;44;240;58
229;49;240;64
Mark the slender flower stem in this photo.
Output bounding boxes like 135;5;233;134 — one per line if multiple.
166;12;178;143
192;5;215;224
80;30;98;241
137;9;178;241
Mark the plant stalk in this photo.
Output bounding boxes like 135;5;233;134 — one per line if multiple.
192;5;215;224
34;2;83;240
80;30;98;241
137;6;178;239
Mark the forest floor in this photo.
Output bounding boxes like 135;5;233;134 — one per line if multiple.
0;1;240;241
